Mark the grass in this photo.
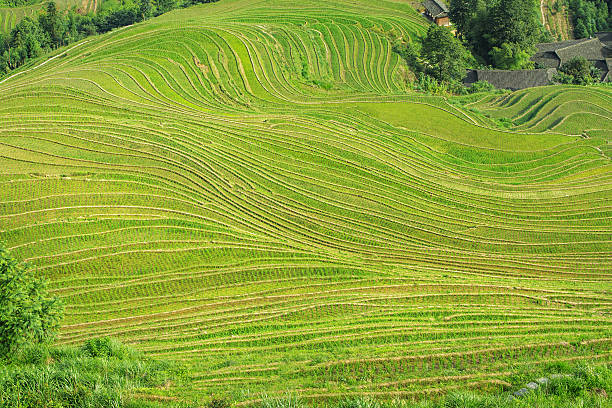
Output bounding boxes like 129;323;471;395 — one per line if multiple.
0;0;610;404
1;342;609;407
0;338;190;408
255;362;612;407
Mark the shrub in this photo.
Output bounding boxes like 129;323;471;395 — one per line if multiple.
468;80;495;93
81;337;135;359
556;56;600;85
208;398;232;408
0;245;63;358
553;71;575;84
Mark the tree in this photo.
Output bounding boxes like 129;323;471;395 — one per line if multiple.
556;56;599;85
451;0;545;66
392;40;423;73
570;0;609;38
154;0;175;15
574;19;589;39
0;245;63;357
9;17;48;66
489;42;535;69
486;0;541;50
139;0;152;21
39;1;64;48
421;25;471;82
449;0;479;38
0;32;6;52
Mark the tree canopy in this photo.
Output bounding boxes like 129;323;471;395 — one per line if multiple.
449;0;545;68
569;0;610;38
489;42;535;70
486;0;541;50
555;56;600;85
0;245;63;357
421;25;471;82
448;0;479;38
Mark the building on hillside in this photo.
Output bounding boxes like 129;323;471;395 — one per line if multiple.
463;69;557;91
532;36;611;82
595;32;612;81
422;0;451;26
464;34;612;91
595;32;612;48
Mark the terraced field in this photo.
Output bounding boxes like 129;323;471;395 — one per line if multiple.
0;0;611;403
0;0;96;33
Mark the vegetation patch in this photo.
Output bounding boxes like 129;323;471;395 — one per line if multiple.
0;0;42;7
0;338;190;408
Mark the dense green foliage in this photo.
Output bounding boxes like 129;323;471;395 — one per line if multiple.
0;245;62;357
420;25;471;82
392;26;472;92
554;56;601;85
0;338;188;408
0;2;128;74
449;0;546;68
489;41;534;70
566;0;610;38
487;0;541;50
0;0;40;7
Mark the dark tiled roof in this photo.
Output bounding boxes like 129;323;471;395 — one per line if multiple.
423;0;448;17
532;38;607;68
604;59;612;82
555;38;606;63
533;51;561;68
536;39;587;53
464;69;557;90
596;32;612;48
593;60;609;81
532;37;608;69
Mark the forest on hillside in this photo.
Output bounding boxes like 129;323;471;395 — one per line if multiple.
566;0;611;38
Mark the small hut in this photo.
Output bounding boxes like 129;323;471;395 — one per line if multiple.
422;0;451;26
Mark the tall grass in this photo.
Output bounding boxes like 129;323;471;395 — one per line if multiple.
0;338;191;408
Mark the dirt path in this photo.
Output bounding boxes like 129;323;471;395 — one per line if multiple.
540;0;549;32
540;0;573;39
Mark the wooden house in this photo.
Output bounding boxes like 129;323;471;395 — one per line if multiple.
422;0;451;26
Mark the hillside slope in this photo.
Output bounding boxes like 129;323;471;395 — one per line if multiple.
0;0;96;33
0;0;611;402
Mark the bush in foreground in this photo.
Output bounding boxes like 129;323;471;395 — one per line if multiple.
0;338;189;408
0;245;63;358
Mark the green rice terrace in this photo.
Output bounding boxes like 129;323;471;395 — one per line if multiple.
0;0;611;404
